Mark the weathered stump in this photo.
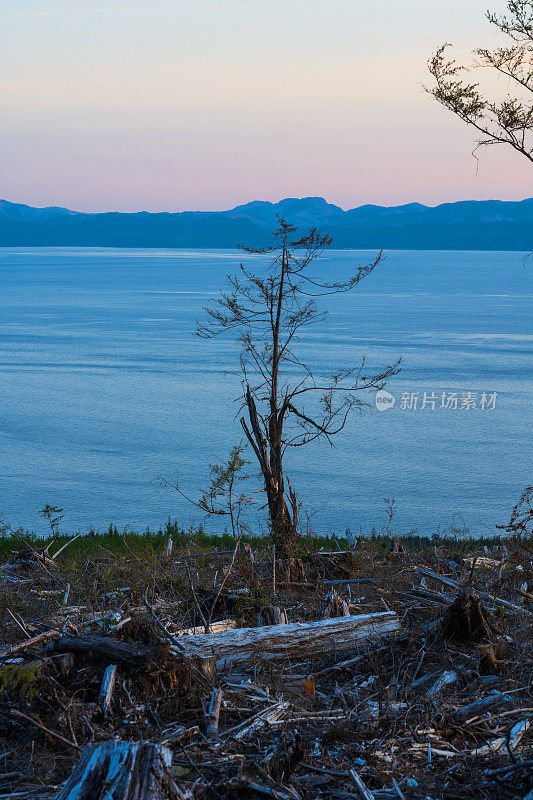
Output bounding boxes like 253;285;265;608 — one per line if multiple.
54;741;188;799
258;604;288;626
322;590;350;618
440;589;496;642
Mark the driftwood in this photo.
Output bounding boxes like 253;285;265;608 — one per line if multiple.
53;740;190;799
171;611;400;668
52;635;153;666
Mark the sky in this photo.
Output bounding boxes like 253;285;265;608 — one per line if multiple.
1;0;531;212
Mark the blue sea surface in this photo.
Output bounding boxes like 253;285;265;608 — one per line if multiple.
0;247;530;538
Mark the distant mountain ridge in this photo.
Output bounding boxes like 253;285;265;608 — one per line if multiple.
0;196;531;249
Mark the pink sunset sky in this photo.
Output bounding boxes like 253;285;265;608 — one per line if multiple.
2;0;531;212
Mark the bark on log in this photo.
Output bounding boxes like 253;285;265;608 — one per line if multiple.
53;741;189;800
170;611;400;668
52;635;154;666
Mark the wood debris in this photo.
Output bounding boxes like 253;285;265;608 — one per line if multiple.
0;538;532;799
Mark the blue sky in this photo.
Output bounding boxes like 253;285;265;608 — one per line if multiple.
2;0;531;211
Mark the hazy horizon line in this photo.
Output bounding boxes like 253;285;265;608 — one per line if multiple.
3;194;533;216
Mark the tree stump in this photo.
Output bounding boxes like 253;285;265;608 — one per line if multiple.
322;590;350;618
440;589;496;642
53;741;189;800
258;604;288;626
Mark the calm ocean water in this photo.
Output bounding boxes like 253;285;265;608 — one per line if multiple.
0;247;530;539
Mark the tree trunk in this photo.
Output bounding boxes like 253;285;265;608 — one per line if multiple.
241;385;298;556
53;741;189;800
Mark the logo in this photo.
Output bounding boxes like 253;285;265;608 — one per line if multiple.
375;390;396;412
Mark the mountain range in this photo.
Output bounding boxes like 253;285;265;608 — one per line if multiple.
0;196;531;249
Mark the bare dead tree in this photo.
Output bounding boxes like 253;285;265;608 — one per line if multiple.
197;218;400;554
427;0;533;163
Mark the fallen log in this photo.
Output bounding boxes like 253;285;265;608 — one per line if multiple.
53;740;191;799
52;635;154;667
451;691;509;723
170;611;400;668
416;566;533;617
